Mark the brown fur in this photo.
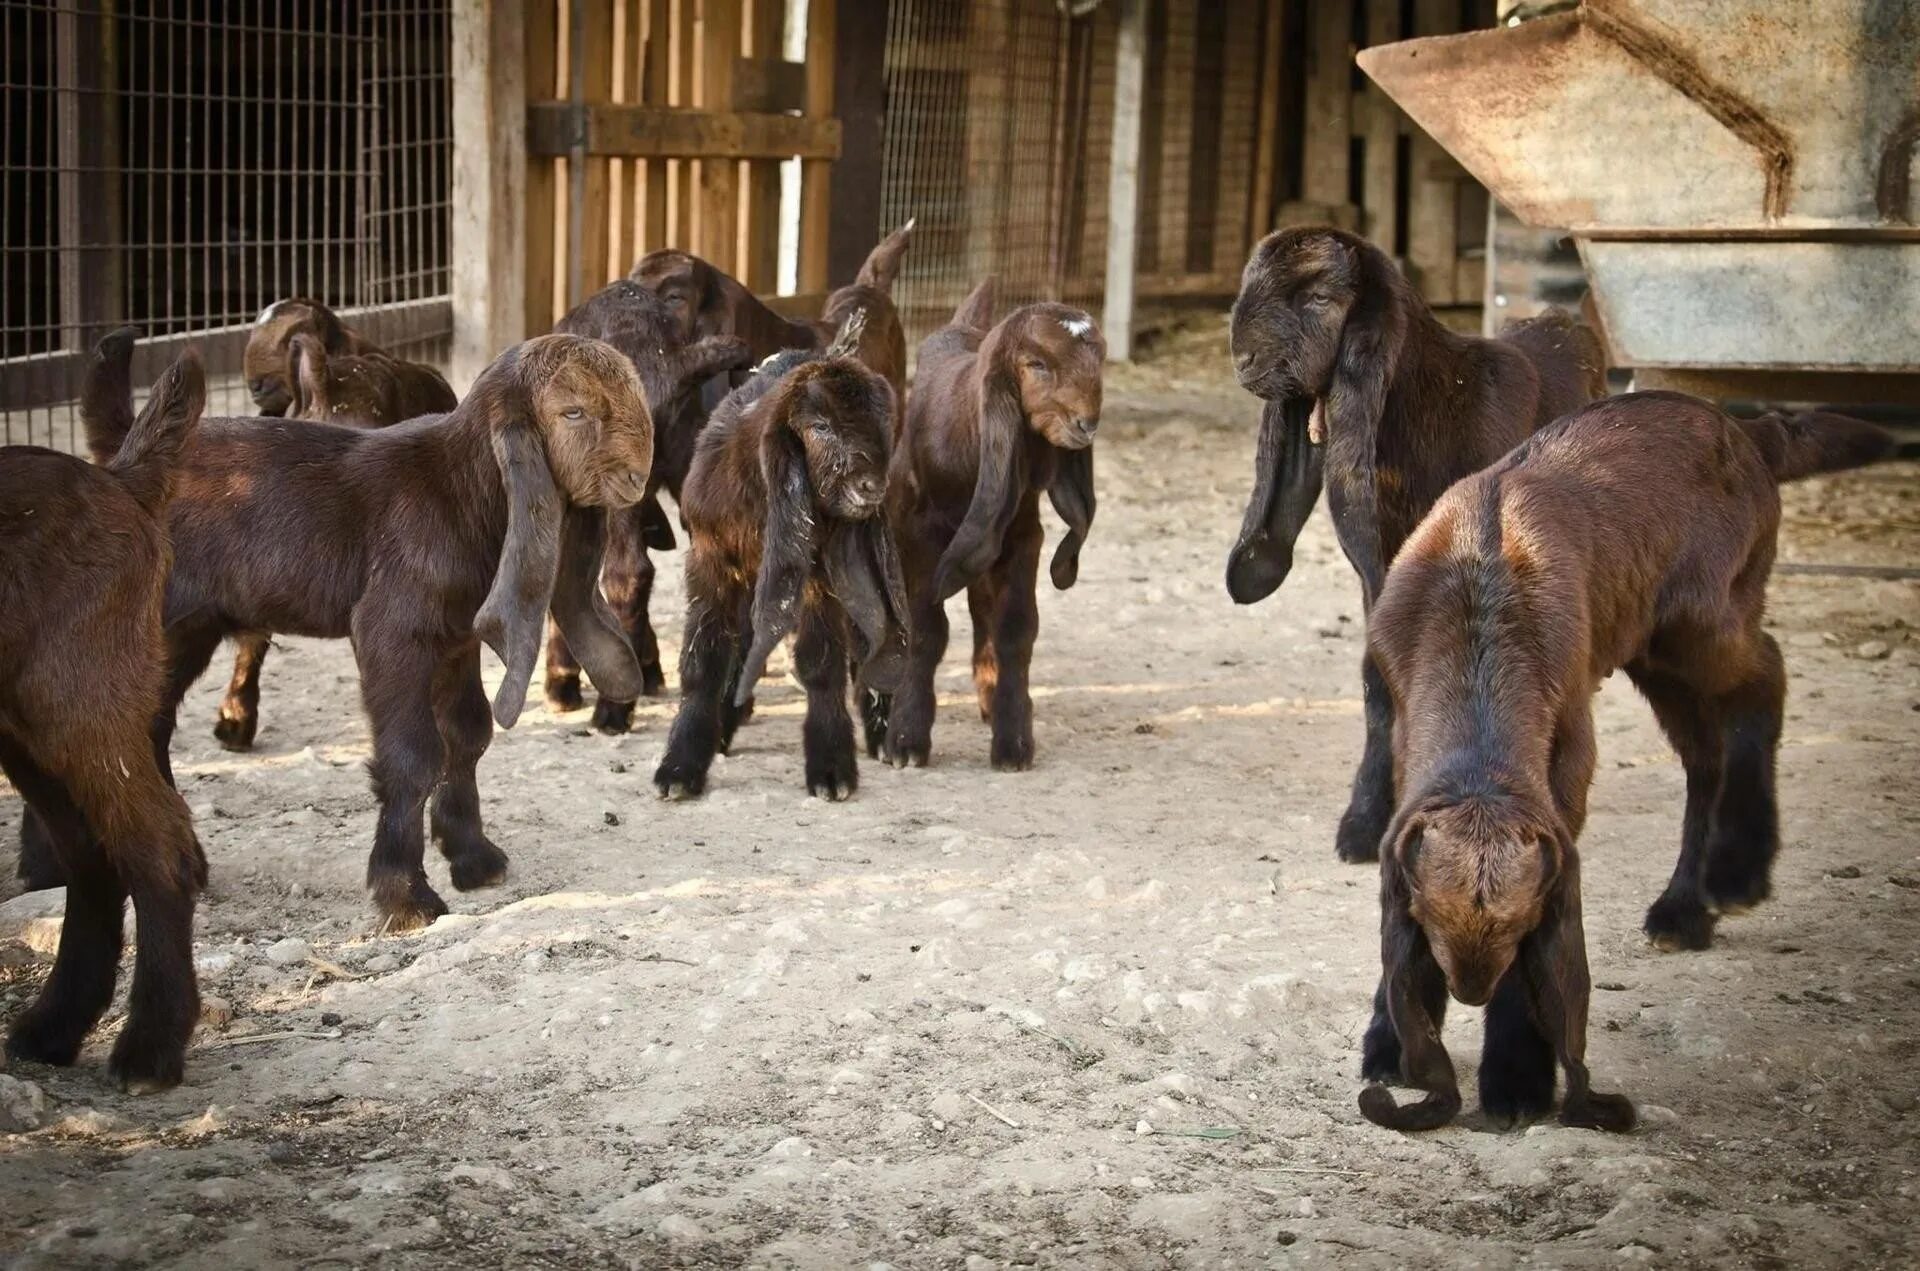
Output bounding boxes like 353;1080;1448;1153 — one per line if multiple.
27;329;652;932
242;298;380;416
1;338;206;1091
874;278;1104;771
1226;225;1607;866
1355;391;1896;1134
653;345;906;802
287;333;458;427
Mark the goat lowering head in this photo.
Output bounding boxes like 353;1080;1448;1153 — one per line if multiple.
555;278;753;429
286;334;458;427
244;297;366;416
629;249;735;345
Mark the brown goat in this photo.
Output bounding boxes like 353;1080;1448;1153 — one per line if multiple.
1226;226;1606;865
652;334;906;801
538;278;754;731
873;278;1102;771
22;329;650;931
243;297;380;416
1;342;206;1090
1355;392;1896;1134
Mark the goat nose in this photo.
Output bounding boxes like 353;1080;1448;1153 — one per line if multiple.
856;475;885;500
1232;350;1256;375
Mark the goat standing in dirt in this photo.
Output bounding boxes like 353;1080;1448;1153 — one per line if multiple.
1;347;206;1090
1226;226;1605;863
1356;393;1895;1133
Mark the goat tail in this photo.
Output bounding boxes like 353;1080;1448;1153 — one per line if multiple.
1739;409;1899;483
110;345;207;515
81;326;141;466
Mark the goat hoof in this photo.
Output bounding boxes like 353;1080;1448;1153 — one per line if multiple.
990;735;1034;773
212;708;258;752
1480;1062;1556;1130
372;874;449;933
1335;804;1389;864
110;1028;187;1094
640;662;668;697
807;754;859;802
591;698;635;735
1560;1090;1636;1133
1360;1018;1403;1084
6;1008;87;1069
1643;894;1715;952
653;757;708;801
887;741;930;769
545;676;586;713
1703;858;1771;915
447;840;510;892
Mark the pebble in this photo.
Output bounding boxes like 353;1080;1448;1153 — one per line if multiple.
265;937;312;967
656;1213;705;1243
1826;865;1863;880
363;954;402;974
604;811;621;827
199;995;234;1030
1855;640;1892;661
966;1256;997;1271
1293;1198;1317;1218
447;1163;514;1191
196;950;235;975
0;1074;48;1132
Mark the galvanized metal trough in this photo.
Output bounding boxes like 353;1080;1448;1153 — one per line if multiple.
1359;0;1920;404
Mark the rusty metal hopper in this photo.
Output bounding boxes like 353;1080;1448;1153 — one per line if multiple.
1359;1;1920;402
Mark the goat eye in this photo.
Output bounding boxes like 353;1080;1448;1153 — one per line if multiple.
561;407;587;422
809;420;832;437
1025;359;1049;375
1306;292;1333;309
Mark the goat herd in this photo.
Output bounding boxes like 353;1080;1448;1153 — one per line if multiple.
0;223;1904;1140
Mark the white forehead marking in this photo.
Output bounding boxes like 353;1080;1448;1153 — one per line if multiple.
1060;315;1096;341
255;300;290;326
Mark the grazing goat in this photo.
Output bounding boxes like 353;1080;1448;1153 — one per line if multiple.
24;328;650;931
1226;226;1606;864
1355;393;1896;1134
243;297;381;416
872;278;1102;771
1;345;206;1091
653;322;906;801
539;279;754;731
209;335;461;753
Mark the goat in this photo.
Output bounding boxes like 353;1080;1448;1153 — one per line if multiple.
21;328;651;932
538;278;754;731
871;278;1102;771
1354;392;1896;1134
652;319;907;801
243;297;381;417
1226;225;1606;864
1;342;206;1091
208;335;461;754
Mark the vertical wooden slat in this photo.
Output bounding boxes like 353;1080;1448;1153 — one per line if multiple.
798;0;835;294
668;0;694;246
742;0;784;291
524;0;561;335
608;0;643;276
696;0;740;270
825;0;887;288
1211;0;1257;274
641;0;669;256
56;0;122;352
1407;0;1457;303
962;1;1010;288
1103;0;1145;361
1154;0;1192;274
1361;0;1401;253
1300;0;1350;215
574;0;616;298
452;0;531;385
1247;0;1283;244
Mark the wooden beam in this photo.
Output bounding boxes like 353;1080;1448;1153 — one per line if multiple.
1406;0;1457;303
1156;0;1194;275
668;0;694;245
56;0;122;352
696;0;741;270
452;0;531;387
1361;0;1401;252
1249;0;1284;243
1103;0;1147;362
1301;0;1352;214
526;103;843;159
826;0;886;289
798;0;836;294
735;53;806;112
640;0;670;259
571;0;616;303
741;1;784;292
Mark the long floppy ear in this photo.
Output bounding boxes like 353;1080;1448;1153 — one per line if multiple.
1046;445;1095;590
474;421;566;728
289;332;329;420
298;299;349;349
823;518;911;693
854;218;914;294
1323;249;1409;606
1226;396;1325;603
733;420;817;706
551;505;645;703
953;275;996;330
932;358;1027;600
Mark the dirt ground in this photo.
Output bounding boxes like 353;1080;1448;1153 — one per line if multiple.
4;315;1918;1269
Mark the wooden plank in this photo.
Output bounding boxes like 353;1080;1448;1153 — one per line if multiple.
668;0;694;245
640;0;670;258
1103;0;1146;361
696;0;742;271
452;0;532;379
735;53;806;112
1248;0;1283;242
826;0;886;288
1210;0;1257;273
1301;0;1352;214
962;1;1010;286
607;0;643;279
1155;0;1193;275
526;104;843;159
742;0;784;292
1361;0;1401;253
798;0;835;293
56;0;122;351
572;0;617;301
1406;0;1457;303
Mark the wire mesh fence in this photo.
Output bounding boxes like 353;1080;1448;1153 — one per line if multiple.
0;0;451;452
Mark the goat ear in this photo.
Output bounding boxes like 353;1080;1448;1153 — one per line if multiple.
1323;250;1409;605
733;421;817;707
675;334;753;392
932;362;1026;600
474;422;566;728
1227;396;1325;603
953;275;996;330
639;490;677;551
854;218;914;294
81;326;139;466
1046;445;1095;590
550;505;645;705
823;518;911;693
289;333;328;420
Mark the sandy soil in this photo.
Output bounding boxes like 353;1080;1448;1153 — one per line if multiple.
4;316;1918;1269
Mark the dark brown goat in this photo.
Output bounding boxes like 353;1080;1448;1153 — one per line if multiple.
1355;393;1896;1134
1;343;206;1090
652;334;906;801
208;335;461;753
23;329;650;931
539;279;754;731
243;297;380;416
873;278;1102;771
1226;226;1606;865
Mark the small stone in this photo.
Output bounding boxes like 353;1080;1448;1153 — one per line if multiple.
195;950;235;976
320;1012;343;1028
1638;1104;1679;1126
0;1074;48;1132
199;995;234;1030
1855;640;1892;661
966;1256;996;1271
363;953;402;974
656;1213;705;1243
767;1136;813;1158
1135;1119;1154;1136
1826;865;1863;880
604;811;621;827
1152;1072;1195;1099
1292;1198;1317;1219
447;1163;514;1191
265;937;311;967
609;761;628;774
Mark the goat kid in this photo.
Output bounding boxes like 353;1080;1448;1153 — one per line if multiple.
243;297;382;417
653;328;906;801
1355;393;1896;1134
873;278;1101;771
1;346;207;1090
1226;225;1606;865
22;329;650;931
